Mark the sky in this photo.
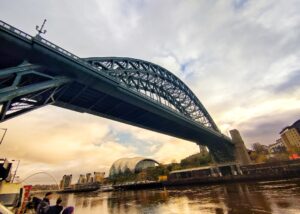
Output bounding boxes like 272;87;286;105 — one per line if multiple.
0;0;299;184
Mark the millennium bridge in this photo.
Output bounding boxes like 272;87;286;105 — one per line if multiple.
0;20;244;162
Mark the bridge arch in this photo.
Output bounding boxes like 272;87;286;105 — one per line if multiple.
85;57;219;132
20;171;60;189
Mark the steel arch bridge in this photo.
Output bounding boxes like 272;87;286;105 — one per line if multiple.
0;20;235;162
84;57;219;132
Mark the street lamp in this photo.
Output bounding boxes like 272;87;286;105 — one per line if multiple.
11;159;20;183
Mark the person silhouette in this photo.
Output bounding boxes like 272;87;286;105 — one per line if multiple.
62;206;74;214
46;198;63;214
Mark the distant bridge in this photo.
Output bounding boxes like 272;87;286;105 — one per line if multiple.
0;20;235;162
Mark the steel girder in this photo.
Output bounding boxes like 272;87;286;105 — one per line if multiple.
84;57;220;132
0;63;71;122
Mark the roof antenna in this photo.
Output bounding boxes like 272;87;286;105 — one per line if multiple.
35;19;47;37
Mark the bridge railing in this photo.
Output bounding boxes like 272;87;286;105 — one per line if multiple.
40;38;80;61
0;20;32;41
37;37;119;84
0;20;92;67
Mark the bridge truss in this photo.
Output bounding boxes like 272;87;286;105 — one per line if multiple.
85;57;219;132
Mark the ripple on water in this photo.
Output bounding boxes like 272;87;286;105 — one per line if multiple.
51;179;300;214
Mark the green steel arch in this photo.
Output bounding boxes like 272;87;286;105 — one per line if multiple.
85;57;219;132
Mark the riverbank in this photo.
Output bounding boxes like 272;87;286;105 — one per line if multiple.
31;160;300;193
114;160;300;190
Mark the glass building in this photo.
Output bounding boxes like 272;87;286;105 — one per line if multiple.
109;157;159;177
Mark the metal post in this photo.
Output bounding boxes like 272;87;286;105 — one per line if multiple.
0;128;7;144
11;159;20;183
36;19;47;36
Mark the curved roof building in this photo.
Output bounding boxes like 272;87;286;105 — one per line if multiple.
109;157;159;177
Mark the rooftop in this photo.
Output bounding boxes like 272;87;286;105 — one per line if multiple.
279;119;300;134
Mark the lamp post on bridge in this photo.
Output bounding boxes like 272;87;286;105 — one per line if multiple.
35;19;47;37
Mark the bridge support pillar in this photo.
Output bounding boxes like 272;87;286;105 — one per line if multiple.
229;129;252;165
199;145;209;156
206;142;235;163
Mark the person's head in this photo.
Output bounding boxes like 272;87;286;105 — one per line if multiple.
56;198;62;206
62;206;74;214
45;192;53;200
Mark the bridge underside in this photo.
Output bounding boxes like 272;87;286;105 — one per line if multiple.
0;63;235;162
0;21;236;163
55;81;235;163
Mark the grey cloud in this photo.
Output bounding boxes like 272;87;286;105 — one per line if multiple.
233;0;249;10
238;110;300;146
273;70;300;93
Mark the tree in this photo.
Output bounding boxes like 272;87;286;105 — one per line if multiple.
180;152;212;168
252;142;268;154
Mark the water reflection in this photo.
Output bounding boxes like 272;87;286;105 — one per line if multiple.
222;184;272;213
53;179;300;214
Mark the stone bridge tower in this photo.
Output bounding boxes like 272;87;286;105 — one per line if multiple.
230;129;252;165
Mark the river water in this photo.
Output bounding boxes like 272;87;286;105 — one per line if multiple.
50;179;300;214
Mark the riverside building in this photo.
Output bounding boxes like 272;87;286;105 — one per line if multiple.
280;119;300;150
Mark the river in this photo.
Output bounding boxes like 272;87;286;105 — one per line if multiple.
46;179;300;214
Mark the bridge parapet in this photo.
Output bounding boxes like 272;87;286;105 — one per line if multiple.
0;20;32;41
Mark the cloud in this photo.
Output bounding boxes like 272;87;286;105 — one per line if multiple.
233;0;249;10
273;69;300;93
152;140;199;164
0;106;139;183
238;109;300;146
